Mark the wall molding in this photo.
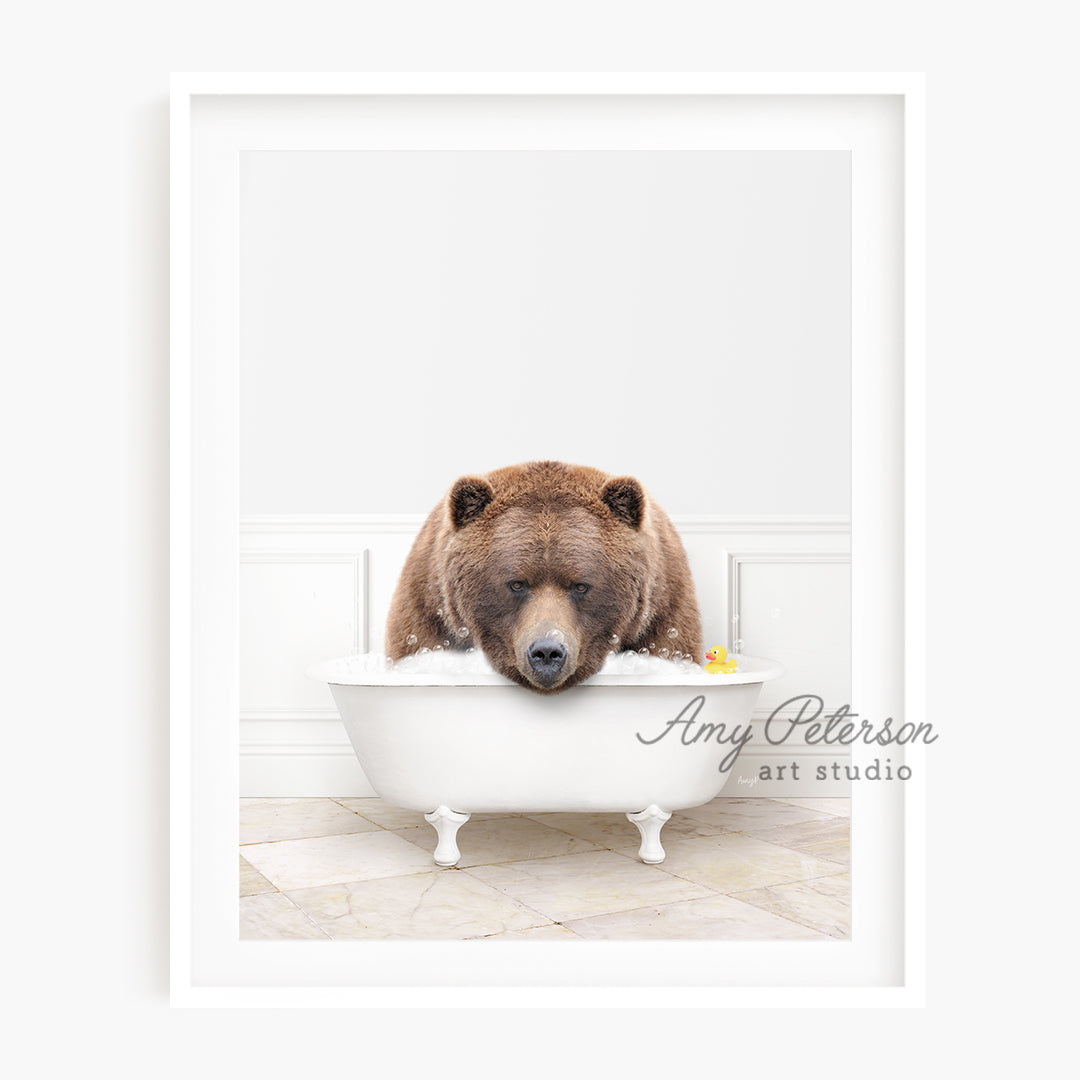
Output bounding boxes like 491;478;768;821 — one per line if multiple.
727;549;851;651
239;550;367;716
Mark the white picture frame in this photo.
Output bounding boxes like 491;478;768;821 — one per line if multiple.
171;72;925;1007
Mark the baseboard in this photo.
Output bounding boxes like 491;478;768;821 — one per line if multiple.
241;744;378;797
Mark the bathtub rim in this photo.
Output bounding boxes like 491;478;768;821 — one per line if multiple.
307;653;785;688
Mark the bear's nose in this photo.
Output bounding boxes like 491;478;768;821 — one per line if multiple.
527;637;567;681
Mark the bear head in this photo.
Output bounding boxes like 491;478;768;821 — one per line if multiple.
440;461;657;693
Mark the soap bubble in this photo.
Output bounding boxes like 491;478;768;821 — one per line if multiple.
550;628;565;642
667;627;678;639
609;633;620;645
638;647;648;655
442;640;450;647
433;645;443;651
405;634;418;647
419;647;431;655
457;627;469;638
436;608;443;616
659;648;670;659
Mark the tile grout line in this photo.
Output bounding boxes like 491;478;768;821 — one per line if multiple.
448;873;570;935
455;846;729;926
283;866;562;939
240;889;334;941
563;891;836;940
724;879;851;939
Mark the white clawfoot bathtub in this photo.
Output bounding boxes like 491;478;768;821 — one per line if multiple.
309;655;784;867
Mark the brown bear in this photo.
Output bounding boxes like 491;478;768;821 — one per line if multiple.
385;461;703;693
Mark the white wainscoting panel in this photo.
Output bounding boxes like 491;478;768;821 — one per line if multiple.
239;552;365;717
729;552;852;718
239;515;851;797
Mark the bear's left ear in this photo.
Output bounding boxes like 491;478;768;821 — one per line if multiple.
449;476;495;529
600;476;645;530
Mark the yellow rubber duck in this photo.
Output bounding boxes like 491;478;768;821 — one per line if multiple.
704;646;738;674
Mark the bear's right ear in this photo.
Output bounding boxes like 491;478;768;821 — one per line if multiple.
600;476;645;530
448;476;495;529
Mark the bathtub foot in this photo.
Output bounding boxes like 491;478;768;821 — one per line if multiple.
424;806;471;867
627;805;672;864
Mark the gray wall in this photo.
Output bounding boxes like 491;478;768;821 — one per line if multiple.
239;135;850;516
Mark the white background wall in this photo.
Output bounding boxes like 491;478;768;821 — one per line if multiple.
240;142;850;516
3;0;1076;1074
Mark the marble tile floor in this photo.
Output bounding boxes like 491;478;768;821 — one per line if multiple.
239;796;850;941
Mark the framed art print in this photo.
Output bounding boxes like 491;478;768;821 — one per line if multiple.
171;73;925;1006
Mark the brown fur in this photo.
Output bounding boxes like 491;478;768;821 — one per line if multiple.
386;461;703;693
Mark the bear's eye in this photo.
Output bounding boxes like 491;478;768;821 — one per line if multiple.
508;580;527;593
572;583;590;595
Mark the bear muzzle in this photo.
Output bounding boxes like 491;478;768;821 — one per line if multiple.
526;637;568;687
516;624;579;690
